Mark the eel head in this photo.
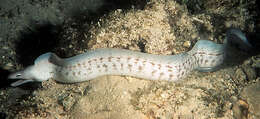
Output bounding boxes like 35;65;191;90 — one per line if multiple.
8;52;62;87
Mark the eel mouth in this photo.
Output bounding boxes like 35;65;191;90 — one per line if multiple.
11;79;34;87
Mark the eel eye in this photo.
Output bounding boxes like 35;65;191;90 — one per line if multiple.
16;74;22;77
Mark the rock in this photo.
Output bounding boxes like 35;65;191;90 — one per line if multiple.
232;99;249;119
183;41;191;48
240;81;260;118
58;93;76;111
242;65;257;81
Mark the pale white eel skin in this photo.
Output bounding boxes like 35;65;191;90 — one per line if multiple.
8;28;251;87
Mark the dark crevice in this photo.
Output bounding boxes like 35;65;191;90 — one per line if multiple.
7;0;148;88
0;68;11;89
137;39;146;53
15;23;61;66
14;0;149;65
0;112;7;119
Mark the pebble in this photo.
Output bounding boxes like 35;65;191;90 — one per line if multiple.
183;41;191;48
242;65;257;80
1;46;9;50
58;93;75;111
240;81;260;118
232;99;249;119
3;63;13;70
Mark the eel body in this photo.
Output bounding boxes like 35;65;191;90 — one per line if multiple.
8;28;251;86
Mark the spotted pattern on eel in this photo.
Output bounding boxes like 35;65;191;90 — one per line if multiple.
8;28;252;86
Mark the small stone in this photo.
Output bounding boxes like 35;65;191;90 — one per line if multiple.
235;68;247;81
232;99;249;119
244;59;253;65
224;21;232;28
191;33;198;39
3;63;13;70
183;41;191;48
255;63;260;68
1;46;9;50
240;81;260;118
242;65;257;80
160;92;168;99
58;93;75;111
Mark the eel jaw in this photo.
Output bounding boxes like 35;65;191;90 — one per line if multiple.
10;79;34;87
8;66;35;87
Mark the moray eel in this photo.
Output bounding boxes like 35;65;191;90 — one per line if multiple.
8;28;251;87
